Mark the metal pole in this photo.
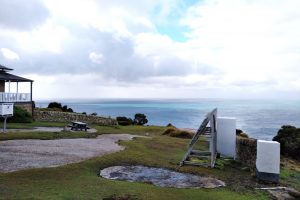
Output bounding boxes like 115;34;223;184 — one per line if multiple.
3;116;7;132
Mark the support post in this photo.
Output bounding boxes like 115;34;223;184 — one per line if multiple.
3;116;7;132
8;80;11;93
30;82;33;101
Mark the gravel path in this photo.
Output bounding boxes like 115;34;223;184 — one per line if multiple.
0;134;145;173
7;126;97;133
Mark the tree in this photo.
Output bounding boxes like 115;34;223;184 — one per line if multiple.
47;102;73;113
48;102;62;109
133;113;148;125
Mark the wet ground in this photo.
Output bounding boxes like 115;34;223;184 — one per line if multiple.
100;165;225;188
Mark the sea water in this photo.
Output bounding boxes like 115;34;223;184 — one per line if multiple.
36;99;300;140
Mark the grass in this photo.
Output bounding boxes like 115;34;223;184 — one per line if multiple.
1;121;67;129
0;123;297;199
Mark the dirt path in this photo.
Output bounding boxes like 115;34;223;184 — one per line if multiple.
0;134;146;173
7;126;97;133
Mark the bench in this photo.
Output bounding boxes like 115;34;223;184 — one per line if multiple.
68;121;90;131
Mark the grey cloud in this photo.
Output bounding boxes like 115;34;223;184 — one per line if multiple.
0;24;218;84
0;0;49;30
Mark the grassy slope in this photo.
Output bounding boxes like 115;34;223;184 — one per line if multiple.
0;124;295;199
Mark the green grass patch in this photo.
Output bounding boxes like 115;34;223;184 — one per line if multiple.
1;121;67;129
0;130;99;141
0;124;271;200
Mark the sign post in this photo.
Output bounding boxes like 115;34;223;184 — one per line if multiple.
0;103;14;132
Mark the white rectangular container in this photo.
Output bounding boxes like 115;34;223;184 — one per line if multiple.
217;117;236;158
0;103;14;116
256;140;280;182
256;140;280;174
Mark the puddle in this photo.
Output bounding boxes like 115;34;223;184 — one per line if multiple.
100;165;225;188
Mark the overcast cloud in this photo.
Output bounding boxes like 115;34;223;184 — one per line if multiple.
0;0;299;99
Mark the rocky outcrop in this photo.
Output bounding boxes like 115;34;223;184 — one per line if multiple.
34;110;117;126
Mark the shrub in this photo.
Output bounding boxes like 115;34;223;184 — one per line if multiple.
116;116;133;126
47;102;73;113
48;102;62;109
236;129;249;138
162;127;177;135
91;112;97;116
273;125;300;160
133;113;148;125
170;130;193;139
8;106;32;123
163;127;193;139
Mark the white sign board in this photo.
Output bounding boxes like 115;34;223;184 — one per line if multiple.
217;117;236;158
0;103;14;116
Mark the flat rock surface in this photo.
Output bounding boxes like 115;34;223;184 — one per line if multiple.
100;165;225;189
0;134;143;173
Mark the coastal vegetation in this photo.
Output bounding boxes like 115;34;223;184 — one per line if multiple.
8;106;32;123
0;122;299;199
273;125;300;160
47;102;74;112
117;113;148;126
116;116;133;126
133;113;148;125
162;127;193;139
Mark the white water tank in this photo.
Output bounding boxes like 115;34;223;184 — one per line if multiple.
217;117;236;158
0;103;14;116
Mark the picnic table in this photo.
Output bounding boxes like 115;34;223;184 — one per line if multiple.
69;121;90;131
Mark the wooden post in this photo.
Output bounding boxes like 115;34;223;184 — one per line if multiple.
8;80;11;93
30;81;34;118
30;82;32;101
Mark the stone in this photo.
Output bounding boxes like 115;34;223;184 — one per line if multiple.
100;165;225;189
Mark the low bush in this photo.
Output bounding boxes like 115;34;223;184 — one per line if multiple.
47;102;73;112
163;127;193;139
116;116;133;126
236;129;249;138
273;125;300;160
8;106;32;123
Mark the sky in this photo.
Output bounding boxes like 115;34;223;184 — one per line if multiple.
0;0;300;100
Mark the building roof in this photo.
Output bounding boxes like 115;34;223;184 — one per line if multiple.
0;72;33;82
0;64;13;72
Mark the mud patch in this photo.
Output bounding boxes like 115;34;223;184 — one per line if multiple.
100;165;225;188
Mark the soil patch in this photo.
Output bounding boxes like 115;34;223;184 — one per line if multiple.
0;134;146;173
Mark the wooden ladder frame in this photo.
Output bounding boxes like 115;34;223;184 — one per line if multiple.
180;108;218;168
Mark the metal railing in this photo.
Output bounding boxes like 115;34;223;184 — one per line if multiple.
0;92;31;102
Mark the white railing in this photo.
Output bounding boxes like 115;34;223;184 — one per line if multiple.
0;93;31;102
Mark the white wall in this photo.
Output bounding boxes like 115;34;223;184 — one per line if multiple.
256;140;280;174
217;117;236;158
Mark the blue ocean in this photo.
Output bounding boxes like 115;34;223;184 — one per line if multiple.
36;99;300;140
